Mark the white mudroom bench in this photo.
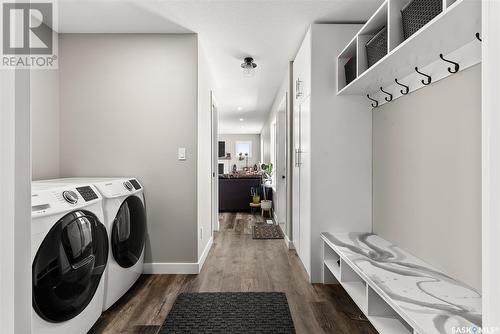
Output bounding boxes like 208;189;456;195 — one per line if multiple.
321;232;481;334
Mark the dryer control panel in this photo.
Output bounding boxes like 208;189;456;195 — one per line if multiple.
76;186;98;202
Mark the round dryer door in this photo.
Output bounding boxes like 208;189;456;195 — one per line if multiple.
32;210;108;323
111;196;146;268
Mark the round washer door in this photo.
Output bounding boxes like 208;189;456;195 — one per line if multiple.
32;210;108;323
111;195;146;268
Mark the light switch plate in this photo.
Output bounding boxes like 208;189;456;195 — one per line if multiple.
178;147;186;160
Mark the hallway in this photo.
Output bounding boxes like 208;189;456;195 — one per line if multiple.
90;213;377;333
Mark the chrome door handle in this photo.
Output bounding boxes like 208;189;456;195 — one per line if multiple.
295;149;303;167
296;78;303;99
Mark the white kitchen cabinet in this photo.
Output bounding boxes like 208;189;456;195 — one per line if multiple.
292;24;372;282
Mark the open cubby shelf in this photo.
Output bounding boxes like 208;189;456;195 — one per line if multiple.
323;247;412;334
337;0;481;97
321;232;482;334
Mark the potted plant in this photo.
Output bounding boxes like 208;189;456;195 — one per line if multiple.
251;187;260;204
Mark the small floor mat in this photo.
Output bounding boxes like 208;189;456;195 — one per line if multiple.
159;292;295;333
252;224;284;239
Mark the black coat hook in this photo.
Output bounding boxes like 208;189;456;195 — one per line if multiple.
439;54;459;73
395;79;409;95
415;67;432;85
476;32;482;41
367;94;378;108
380;87;393;102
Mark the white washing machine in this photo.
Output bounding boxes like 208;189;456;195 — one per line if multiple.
37;177;147;311
31;183;108;334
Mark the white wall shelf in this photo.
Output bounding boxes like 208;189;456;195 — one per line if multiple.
357;1;388;77
336;0;481;107
321;232;481;334
337;36;358;92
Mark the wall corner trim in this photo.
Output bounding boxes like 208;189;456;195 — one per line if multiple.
284;235;294;250
142;236;213;275
198;236;213;272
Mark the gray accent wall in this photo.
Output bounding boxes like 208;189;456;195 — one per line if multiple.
373;65;481;290
58;34;199;263
31;35;60;181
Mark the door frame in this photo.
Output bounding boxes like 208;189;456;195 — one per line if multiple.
275;93;288;234
210;91;219;232
0;69;32;333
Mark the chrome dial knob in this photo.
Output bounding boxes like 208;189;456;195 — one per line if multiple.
62;190;78;204
123;181;133;191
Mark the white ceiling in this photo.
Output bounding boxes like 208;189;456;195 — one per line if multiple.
57;0;383;134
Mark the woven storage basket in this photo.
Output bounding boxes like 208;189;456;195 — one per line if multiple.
344;56;356;86
401;0;442;40
365;27;387;68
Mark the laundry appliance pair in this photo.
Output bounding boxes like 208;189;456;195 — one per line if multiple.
31;177;146;334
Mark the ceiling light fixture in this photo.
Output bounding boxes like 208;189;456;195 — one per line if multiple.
237;106;243;111
239;118;244;121
241;57;257;78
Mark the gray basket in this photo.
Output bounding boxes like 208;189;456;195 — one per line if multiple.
344;56;356;85
365;27;387;68
401;0;442;40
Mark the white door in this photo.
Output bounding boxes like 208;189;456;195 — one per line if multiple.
276;95;288;232
210;92;219;232
298;95;311;275
292;94;301;253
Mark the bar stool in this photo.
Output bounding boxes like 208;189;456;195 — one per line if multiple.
249;202;260;214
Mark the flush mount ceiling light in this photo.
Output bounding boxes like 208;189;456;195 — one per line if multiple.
241;57;257;77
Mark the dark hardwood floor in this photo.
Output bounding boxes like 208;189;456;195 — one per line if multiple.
90;212;377;334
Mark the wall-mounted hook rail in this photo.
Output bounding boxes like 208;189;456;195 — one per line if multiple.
439;54;459;73
476;32;482;41
394;79;409;95
380;87;393;102
415;67;432;85
367;94;378;108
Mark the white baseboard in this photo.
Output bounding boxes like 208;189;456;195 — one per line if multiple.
273;211;278;222
198;236;213;271
143;262;198;274
285;235;295;249
143;236;214;274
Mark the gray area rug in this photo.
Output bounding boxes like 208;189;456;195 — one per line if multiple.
159;292;295;333
252;224;284;239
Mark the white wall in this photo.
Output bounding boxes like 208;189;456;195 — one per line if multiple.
309;24;372;283
218;134;261;172
261;126;271;164
58;34;199;264
261;69;290;165
373;65;481;291
261;67;291;236
31;68;60;180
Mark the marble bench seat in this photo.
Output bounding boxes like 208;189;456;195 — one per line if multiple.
321;232;481;334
